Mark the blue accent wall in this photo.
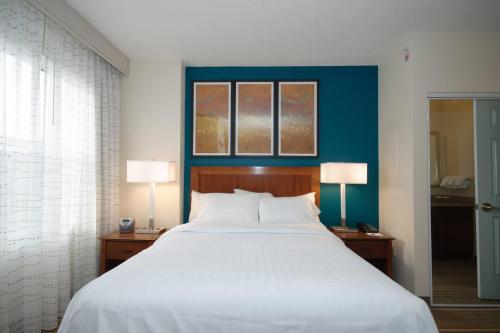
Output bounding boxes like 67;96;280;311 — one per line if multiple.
184;66;378;227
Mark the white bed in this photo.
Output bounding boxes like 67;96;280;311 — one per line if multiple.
59;222;437;333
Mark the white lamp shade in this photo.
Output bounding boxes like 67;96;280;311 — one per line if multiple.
320;162;367;184
127;160;176;183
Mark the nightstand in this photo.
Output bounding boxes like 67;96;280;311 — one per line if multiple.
99;230;166;274
328;228;395;278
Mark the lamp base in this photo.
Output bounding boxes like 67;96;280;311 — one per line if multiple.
135;227;167;234
331;226;358;233
332;218;358;233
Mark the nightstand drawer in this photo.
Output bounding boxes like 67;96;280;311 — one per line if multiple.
345;240;387;259
99;231;166;274
329;228;394;277
106;241;149;260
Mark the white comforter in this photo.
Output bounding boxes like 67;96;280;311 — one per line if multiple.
59;223;437;333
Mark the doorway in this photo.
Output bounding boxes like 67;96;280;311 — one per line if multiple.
429;97;500;306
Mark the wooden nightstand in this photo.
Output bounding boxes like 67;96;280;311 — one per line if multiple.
328;228;395;278
99;231;166;274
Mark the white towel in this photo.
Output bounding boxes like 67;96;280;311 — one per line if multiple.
440;176;472;189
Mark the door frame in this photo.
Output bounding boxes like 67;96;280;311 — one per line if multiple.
426;92;500;307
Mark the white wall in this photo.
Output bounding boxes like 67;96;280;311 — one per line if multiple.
380;31;500;296
379;34;416;292
120;59;184;229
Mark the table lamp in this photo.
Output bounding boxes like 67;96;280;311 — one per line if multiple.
320;162;367;231
127;160;176;233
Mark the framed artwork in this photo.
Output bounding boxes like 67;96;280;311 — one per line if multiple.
278;81;318;156
193;82;231;156
235;82;274;156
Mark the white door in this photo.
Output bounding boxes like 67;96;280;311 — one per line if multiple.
476;99;500;299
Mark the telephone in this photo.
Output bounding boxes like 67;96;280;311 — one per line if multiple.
357;223;379;233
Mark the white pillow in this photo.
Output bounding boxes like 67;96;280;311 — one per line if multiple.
193;193;259;224
234;189;274;198
259;195;320;224
188;190;201;222
300;192;321;216
234;190;318;212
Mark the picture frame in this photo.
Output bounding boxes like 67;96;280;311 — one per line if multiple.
278;81;318;157
235;82;274;156
192;82;231;156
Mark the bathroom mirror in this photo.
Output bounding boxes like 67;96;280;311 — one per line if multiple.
430;131;440;186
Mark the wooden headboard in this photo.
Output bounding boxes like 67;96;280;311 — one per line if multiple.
191;166;320;206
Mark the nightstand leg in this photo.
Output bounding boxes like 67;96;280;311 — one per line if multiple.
99;239;107;275
386;242;393;278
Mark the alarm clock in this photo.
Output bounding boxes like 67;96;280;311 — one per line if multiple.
119;217;135;233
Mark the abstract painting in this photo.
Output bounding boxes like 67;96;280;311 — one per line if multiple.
279;82;317;156
193;82;231;155
236;82;274;155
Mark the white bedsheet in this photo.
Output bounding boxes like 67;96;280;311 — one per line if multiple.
59;223;437;333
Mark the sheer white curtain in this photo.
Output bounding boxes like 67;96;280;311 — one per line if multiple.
0;1;120;332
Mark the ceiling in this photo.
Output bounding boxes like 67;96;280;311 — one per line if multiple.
65;0;500;66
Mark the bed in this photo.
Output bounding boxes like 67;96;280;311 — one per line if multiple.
59;166;437;333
